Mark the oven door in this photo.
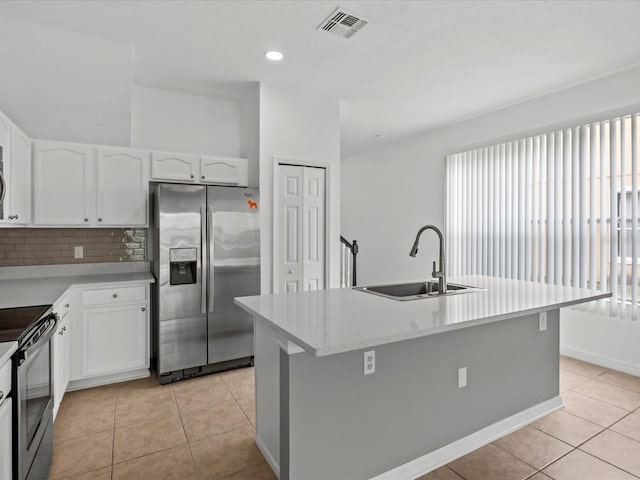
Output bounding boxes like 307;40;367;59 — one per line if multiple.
15;314;57;480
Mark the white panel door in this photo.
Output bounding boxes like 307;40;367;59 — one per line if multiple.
276;164;326;293
97;147;149;226
34;141;92;225
9;124;31;225
302;168;326;291
277;165;303;293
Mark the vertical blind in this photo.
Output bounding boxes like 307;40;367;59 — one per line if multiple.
446;113;640;319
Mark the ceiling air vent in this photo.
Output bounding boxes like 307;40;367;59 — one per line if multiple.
318;7;370;39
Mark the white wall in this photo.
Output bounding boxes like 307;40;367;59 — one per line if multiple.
239;85;260;187
259;84;340;294
342;65;640;375
0;16;133;145
131;85;240;156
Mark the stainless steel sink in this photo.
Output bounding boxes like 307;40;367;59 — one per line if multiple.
353;281;482;301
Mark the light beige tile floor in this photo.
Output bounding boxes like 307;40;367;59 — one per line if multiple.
49;367;273;480
50;357;640;479
420;356;640;480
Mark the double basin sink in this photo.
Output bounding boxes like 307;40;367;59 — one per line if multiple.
353;280;482;301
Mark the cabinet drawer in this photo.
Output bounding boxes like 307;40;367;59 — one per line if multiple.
81;285;147;306
0;360;10;400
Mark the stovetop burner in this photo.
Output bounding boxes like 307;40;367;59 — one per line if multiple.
0;305;53;343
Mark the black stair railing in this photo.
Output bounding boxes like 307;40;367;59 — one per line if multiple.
340;236;359;287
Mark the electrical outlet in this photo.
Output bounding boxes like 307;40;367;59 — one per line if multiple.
364;350;375;375
458;367;467;388
539;312;547;331
74;246;83;259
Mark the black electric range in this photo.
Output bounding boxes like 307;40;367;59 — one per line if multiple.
0;304;57;480
0;305;53;344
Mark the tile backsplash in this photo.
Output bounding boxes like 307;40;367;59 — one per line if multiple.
0;228;146;267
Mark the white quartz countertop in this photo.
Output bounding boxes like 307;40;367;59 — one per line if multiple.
235;275;610;357
0;342;17;367
0;272;155;309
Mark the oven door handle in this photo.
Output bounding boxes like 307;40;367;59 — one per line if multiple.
18;314;59;365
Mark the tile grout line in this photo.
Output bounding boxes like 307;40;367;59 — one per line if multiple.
490;436;576;477
169;382;198;471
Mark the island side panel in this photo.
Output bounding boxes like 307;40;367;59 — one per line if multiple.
282;310;560;480
254;319;282;475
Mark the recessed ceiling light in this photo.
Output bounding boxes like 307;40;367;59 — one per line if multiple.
265;51;284;61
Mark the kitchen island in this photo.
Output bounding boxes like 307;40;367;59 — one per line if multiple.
235;276;609;480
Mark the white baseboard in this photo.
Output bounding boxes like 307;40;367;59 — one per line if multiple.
67;368;150;391
369;396;564;480
560;345;640;377
255;433;280;478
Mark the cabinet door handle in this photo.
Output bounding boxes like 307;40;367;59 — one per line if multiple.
190;174;195;179
65;304;70;308
201;175;205;179
15;214;18;220
98;218;102;222
84;218;89;222
113;293;118;298
141;307;146;312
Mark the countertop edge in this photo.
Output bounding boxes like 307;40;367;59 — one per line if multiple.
235;290;610;357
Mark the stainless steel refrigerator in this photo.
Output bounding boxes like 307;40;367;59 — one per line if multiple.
151;183;260;384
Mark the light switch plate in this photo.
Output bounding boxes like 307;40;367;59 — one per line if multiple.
74;246;83;259
458;367;467;388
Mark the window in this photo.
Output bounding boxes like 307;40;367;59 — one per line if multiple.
617;190;640;264
446;113;640;318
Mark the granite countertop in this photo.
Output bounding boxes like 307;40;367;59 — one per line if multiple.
235;275;611;357
0;342;17;367
0;263;155;309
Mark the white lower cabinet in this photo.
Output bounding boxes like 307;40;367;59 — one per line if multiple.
81;304;147;377
0;356;12;480
69;283;150;387
53;293;71;420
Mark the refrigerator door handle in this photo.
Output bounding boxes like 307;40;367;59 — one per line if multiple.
201;206;207;314
208;205;215;312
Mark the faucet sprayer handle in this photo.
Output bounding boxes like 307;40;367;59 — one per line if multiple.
432;261;437;277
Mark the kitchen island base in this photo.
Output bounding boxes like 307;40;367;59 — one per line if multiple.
254;310;562;480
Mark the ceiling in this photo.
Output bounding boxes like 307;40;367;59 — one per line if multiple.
1;0;640;156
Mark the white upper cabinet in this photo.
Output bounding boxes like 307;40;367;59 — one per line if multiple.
34;141;149;227
96;147;148;226
0;110;31;225
150;151;199;182
150;151;248;186
200;155;248;186
9;124;31;225
34;141;92;225
0;110;13;224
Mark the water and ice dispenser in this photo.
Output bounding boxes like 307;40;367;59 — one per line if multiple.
169;248;197;285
